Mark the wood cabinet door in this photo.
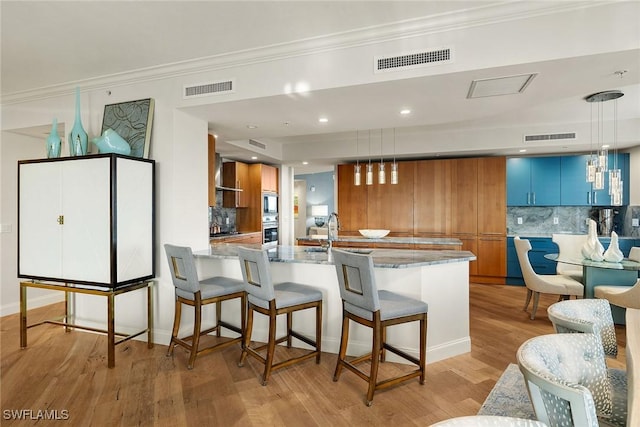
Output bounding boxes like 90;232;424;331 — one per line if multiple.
477;236;506;278
477;157;506;236
223;162;249;207
456;235;478;276
366;161;415;234
207;134;216;206
414;159;450;235
450;158;478;235
261;164;278;193
337;164;368;233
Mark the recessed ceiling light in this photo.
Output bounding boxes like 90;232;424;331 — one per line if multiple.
251;156;258;160
400;109;411;115
519;149;527;153
318;117;328;123
247;124;258;129
302;161;309;165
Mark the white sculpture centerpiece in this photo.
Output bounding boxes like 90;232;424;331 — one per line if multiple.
581;219;605;261
603;231;624;263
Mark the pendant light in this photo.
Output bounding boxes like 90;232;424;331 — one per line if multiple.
378;129;386;184
584;89;624;202
585;103;597;183
354;130;361;186
366;130;373;185
391;128;398;184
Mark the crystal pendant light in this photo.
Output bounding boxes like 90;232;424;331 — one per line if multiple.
378;130;385;184
584;89;624;193
391;128;398;185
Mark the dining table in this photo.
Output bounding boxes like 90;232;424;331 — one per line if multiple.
545;253;640;324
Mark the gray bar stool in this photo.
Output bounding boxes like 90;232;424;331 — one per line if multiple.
236;246;322;385
164;244;246;369
331;249;428;406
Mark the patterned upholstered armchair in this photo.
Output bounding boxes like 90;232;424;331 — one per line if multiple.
517;334;627;427
547;298;618;358
430;415;547;426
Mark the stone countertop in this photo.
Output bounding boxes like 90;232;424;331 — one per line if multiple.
508;233;637;239
295;235;463;245
194;244;476;269
209;231;260;240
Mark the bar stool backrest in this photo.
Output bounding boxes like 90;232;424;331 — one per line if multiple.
237;246;275;302
332;249;380;313
164;244;200;294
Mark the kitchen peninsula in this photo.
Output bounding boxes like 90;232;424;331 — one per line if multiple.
296;235;463;250
194;244;476;363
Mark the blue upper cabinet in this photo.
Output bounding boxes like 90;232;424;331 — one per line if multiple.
560;155;593;205
507;157;561;206
560;153;630;206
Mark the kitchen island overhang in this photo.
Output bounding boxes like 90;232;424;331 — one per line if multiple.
194;245;476;364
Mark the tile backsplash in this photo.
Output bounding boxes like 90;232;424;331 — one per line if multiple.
507;205;639;237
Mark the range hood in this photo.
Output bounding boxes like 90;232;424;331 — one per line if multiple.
214;153;243;192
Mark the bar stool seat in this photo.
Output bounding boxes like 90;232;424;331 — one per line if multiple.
164;244;246;369
331;249;428;406
236;246;322;386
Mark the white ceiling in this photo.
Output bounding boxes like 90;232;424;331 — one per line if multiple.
2;1;639;174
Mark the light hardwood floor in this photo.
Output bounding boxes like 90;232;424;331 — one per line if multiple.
1;283;627;426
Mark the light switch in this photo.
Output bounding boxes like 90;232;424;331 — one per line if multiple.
553;217;559;225
633;218;639;227
517;217;523;225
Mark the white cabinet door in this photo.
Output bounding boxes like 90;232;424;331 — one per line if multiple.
19;162;63;279
60;157;111;283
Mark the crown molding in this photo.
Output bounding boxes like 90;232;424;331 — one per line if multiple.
1;1;610;105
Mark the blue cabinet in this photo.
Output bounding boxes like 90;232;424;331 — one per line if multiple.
560;153;629;206
507;157;561;206
507;236;639;286
506;237;558;285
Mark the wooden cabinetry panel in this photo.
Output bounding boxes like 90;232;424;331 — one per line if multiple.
337;164;368;233
477;236;507;280
456;235;478;277
450;158;478;236
222;161;249;208
367;161;415;234
260;164;278;193
478;157;506;236
207;134;216;206
414;159;450;235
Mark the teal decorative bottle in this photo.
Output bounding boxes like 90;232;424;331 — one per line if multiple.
46;118;62;158
68;87;88;156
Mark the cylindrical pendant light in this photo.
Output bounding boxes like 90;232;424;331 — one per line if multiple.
391;128;398;184
366;130;373;185
354;130;361;186
378;129;385;184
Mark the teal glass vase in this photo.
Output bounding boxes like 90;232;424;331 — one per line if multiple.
46;118;62;158
68;87;88;156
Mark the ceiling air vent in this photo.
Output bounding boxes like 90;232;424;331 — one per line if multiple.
183;79;235;99
523;132;576;143
374;47;452;73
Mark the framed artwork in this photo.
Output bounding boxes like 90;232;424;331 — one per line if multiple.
101;98;155;158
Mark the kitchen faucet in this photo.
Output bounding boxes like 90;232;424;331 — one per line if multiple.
326;212;340;249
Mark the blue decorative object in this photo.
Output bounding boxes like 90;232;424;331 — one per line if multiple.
45;118;61;158
93;128;131;155
68;87;88;156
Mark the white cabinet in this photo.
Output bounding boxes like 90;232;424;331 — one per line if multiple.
18;154;155;288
